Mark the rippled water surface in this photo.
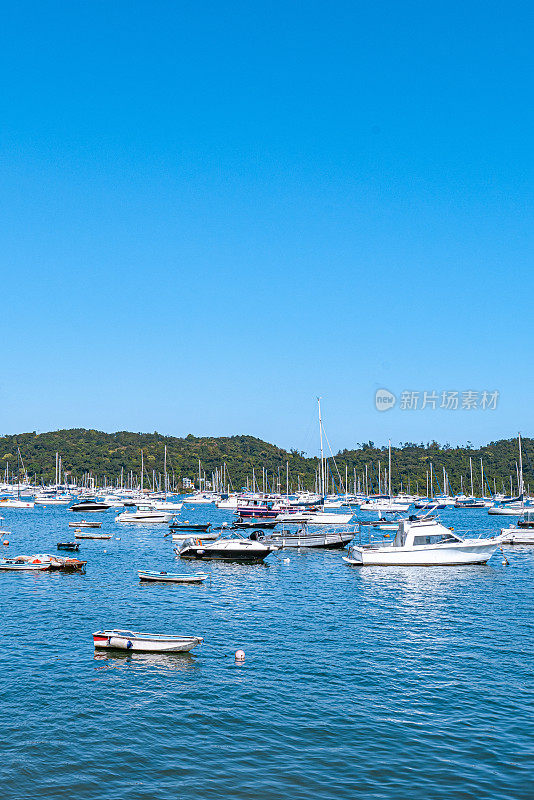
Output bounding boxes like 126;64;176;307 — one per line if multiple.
1;505;532;799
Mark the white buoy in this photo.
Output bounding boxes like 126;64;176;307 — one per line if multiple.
235;649;245;661
283;558;290;564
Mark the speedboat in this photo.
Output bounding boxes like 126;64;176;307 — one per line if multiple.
138;570;208;583
93;629;203;653
177;531;277;562
57;542;81;551
169;522;211;532
70;499;111;513
115;505;173;524
343;517;503;566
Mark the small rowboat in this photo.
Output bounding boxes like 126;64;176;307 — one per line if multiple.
74;531;113;539
138;570;208;583
68;519;102;529
57;542;80;551
45;555;87;572
93;629;204;653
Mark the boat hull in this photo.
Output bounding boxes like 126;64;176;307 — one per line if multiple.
115;513;172;523
345;540;501;566
178;546;272;562
138;571;208;583
260;532;353;549
93;631;203;653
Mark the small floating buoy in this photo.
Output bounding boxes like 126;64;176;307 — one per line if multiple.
103;550;107;553
3;540;9;546
235;649;245;662
283;558;290;564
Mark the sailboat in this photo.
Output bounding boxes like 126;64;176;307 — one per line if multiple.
359;441;410;513
0;449;35;508
151;446;183;511
488;434;528;515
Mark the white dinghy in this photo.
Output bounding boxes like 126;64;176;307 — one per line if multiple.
343;517;503;566
93;629;203;652
138;570;208;583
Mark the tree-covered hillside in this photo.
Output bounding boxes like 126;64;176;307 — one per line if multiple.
0;429;532;494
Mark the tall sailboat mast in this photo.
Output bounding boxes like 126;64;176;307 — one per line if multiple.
518;433;524;496
470;457;474;498
317;398;325;497
164;445;167;498
388;439;392;500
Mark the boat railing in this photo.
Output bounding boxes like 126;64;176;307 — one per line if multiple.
447;528;498;541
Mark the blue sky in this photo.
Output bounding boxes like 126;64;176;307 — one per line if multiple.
1;1;532;455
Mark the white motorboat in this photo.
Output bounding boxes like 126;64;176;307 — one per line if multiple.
138;570;208;583
34;494;71;505
177;531;277;561
152;500;183;511
182;492;219;505
0;498;35;509
115;505;173;524
488;503;525;516
343;518;503;566
93;629;203;652
360;499;411;513
276;510;353;525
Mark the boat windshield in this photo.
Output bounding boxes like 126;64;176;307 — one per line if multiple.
413;532;460;545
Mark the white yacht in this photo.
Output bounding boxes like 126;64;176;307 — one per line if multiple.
115;505;173;524
343;517;503;566
182;492;219;505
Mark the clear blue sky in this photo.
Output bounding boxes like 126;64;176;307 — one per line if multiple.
1;1;532;455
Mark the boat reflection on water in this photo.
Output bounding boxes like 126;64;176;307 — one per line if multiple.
93;649;199;672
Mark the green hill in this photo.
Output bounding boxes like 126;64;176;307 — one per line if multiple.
0;429;532;495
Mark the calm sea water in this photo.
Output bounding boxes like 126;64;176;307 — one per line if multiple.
1;504;532;800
